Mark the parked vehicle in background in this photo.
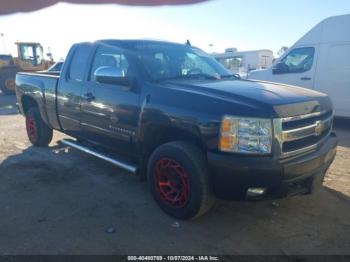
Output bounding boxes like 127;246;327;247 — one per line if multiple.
47;61;64;72
0;54;16;95
0;42;53;95
16;39;337;219
214;48;273;78
248;14;350;118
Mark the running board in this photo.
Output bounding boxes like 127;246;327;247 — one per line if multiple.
60;139;138;174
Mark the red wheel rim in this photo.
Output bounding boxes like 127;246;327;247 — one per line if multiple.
26;115;38;142
154;158;190;208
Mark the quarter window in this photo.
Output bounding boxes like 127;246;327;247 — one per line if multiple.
68;44;92;82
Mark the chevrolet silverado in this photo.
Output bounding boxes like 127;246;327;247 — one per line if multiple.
16;40;337;219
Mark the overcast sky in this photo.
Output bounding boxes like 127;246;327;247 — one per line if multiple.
1;0;350;60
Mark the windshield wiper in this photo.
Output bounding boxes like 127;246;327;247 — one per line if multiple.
157;73;219;82
220;74;240;80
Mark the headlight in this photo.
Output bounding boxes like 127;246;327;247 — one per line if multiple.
219;116;273;154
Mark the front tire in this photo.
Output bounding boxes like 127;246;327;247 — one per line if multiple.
147;141;215;220
25;107;53;147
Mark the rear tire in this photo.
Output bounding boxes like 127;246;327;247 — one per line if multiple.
25;107;53;147
147;141;215;220
0;76;15;95
0;66;17;95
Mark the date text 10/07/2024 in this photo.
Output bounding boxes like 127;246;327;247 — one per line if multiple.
127;256;219;261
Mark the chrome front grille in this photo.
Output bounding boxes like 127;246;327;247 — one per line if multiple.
274;110;334;158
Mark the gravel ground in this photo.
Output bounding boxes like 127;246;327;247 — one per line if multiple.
0;95;349;255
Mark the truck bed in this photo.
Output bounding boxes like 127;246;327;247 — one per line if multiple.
16;72;61;130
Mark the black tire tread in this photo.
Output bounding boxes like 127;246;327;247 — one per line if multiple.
169;141;215;219
148;141;215;219
0;77;13;95
26;107;53;147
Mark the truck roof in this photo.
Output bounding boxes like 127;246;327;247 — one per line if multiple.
77;39;190;48
15;42;42;45
294;14;350;46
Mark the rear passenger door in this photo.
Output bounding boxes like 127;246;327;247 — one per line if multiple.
57;43;93;136
80;44;141;158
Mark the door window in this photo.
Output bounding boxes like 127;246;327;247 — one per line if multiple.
280;47;315;73
90;45;130;82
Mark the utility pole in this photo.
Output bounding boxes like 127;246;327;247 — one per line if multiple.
0;33;6;54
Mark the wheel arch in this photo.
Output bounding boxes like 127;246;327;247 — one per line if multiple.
21;95;39;115
138;123;207;179
143;124;206;157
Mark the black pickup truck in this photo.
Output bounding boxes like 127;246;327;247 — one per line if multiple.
16;40;337;219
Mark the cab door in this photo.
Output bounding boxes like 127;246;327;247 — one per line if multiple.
80;43;141;158
56;43;93;136
270;46;317;89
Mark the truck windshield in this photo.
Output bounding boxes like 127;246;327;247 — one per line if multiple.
129;42;235;81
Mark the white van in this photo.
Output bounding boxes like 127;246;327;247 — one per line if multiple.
248;14;350;118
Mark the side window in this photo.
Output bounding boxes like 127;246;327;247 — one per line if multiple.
68;44;92;82
90;45;130;82
281;47;315;73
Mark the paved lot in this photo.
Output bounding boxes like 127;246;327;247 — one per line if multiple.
0;95;349;255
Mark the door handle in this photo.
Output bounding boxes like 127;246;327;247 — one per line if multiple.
83;92;95;102
300;77;312;80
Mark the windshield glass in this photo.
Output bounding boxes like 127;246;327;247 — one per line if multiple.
128;42;233;81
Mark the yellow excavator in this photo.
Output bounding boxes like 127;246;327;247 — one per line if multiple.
0;42;54;94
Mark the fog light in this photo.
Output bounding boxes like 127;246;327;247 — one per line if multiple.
247;187;266;198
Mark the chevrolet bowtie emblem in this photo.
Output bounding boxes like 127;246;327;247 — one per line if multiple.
314;121;324;136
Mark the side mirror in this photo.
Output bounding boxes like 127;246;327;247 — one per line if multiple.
272;62;289;74
94;66;131;86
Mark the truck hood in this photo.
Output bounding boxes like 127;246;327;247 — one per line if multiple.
164;79;332;117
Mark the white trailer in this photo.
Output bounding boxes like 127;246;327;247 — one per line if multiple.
249;14;350;118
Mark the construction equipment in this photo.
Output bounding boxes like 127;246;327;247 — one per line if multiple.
0;42;54;94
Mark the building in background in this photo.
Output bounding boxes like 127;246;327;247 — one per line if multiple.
213;48;273;78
